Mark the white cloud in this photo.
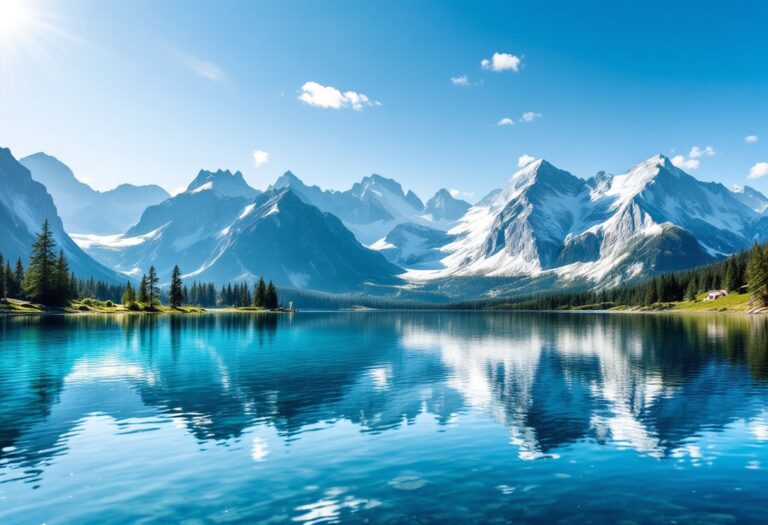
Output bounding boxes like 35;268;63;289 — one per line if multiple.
518;154;536;168
670;145;715;171
520;112;542;123
689;145;715;158
451;75;470;86
449;188;474;199
252;150;269;168
745;135;759;143
671;155;700;171
749;162;768;180
496;117;514;126
481;52;522;72
298;81;376;110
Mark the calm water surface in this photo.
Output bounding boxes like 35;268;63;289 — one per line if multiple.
1;312;767;524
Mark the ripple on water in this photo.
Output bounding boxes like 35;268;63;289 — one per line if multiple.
388;473;427;491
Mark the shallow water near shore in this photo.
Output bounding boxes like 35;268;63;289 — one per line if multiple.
1;311;767;524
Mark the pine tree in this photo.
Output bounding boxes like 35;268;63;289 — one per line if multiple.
53;250;72;305
69;272;78;300
14;258;24;298
725;258;740;293
265;281;278;309
747;243;768;306
645;277;659;305
685;279;697;302
169;265;183;307
23;220;59;304
122;282;136;304
138;275;149;303
3;261;13;298
254;277;266;307
147;266;160;305
0;252;4;299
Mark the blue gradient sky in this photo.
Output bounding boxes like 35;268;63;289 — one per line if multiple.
1;0;766;199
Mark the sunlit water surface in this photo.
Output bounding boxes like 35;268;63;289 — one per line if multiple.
1;312;767;524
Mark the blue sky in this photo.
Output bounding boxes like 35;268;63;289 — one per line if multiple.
1;0;766;200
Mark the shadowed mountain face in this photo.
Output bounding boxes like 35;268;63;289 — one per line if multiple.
20;153;170;235
0;148;124;283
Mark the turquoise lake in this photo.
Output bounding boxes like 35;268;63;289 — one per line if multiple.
1;312;767;524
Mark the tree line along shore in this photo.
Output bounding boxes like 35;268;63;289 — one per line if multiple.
2;221;768;315
0;220;287;315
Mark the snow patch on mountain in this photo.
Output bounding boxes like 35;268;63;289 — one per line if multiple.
191;181;213;193
71;224;168;250
239;203;256;219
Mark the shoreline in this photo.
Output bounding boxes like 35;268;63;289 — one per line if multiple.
2;307;762;317
1;297;763;317
0;300;296;316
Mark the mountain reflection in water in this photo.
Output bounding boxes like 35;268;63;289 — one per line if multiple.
0;312;766;524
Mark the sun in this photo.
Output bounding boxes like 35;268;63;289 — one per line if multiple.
0;0;33;43
0;0;73;74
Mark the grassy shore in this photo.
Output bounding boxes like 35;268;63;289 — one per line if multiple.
2;293;761;316
0;298;296;315
606;292;762;313
214;306;295;313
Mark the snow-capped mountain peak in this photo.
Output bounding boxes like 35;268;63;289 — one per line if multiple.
731;185;768;213
404;154;765;289
268;171;464;244
186;169;260;198
593;154;675;204
352;174;407;199
272;170;305;189
425;189;470;221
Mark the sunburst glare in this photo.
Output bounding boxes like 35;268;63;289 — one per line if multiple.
0;0;85;77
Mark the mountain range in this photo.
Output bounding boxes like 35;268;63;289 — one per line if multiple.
403;155;768;291
76;169;402;291
2;145;767;300
19;152;169;235
0;148;125;284
270;171;469;244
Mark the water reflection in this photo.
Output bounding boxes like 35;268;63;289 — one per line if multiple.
400;313;768;458
0;312;767;520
